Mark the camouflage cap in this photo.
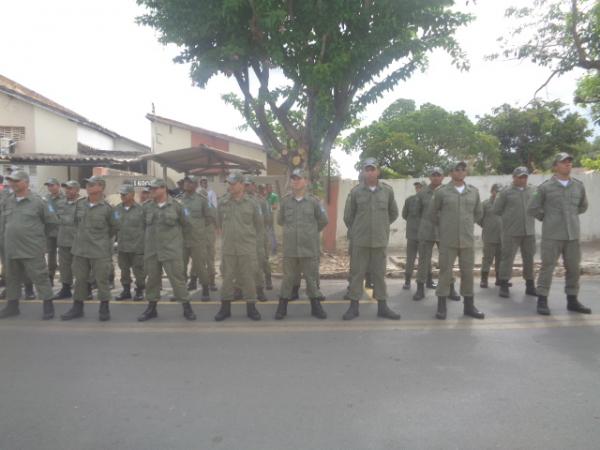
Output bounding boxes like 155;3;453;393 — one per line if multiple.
226;171;244;184
149;178;167;189
141;185;151;193
61;180;80;189
553;152;573;164
413;180;423;186
6;170;29;182
44;177;60;186
243;174;255;185
429;166;443;176
84;175;106;186
200;176;208;181
362;157;379;169
119;184;135;195
512;166;529;177
291;168;306;179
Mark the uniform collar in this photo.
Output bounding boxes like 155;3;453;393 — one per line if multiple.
361;182;380;192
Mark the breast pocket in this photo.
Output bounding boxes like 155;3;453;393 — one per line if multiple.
160;210;178;226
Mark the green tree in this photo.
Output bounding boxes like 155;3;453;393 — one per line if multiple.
477;100;592;173
492;0;600;123
343;99;500;178
136;0;472;179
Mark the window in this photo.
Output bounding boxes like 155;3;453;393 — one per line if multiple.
0;126;26;141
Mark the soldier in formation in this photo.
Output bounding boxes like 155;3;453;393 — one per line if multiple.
477;183;502;288
275;168;328;320
401;181;422;290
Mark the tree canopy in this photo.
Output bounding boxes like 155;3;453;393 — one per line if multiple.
492;0;600;123
477;100;592;173
343;99;501;178
136;0;472;179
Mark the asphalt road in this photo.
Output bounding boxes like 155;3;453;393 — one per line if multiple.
1;277;599;450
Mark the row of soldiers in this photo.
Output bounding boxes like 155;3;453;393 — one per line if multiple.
399;152;591;318
0;167;329;322
0;150;592;323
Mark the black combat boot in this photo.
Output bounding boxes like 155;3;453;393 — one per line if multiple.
403;274;411;290
24;283;35;300
525;280;537;296
137;302;157;321
256;286;267;302
275;298;288;320
310;297;327;319
412;282;425;301
377;301;400;320
246;302;261;321
0;300;19;318
115;284;132;301
265;274;273;291
342;300;359;320
567;295;591;314
98;301;110;321
426;272;437;289
51;283;72;300
133;287;144;301
499;280;510;298
61;301;84;320
537;296;550;315
201;285;210;302
448;283;461;301
187;277;198;291
182;301;197;321
480;271;489;288
214;301;232;321
435;297;447;320
42;300;54;320
463;296;484;319
290;284;300;301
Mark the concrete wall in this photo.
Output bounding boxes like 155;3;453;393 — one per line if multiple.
77;125;114;150
334;172;600;249
229;141;267;175
33;106;77;155
0;91;35;153
149;121;191;184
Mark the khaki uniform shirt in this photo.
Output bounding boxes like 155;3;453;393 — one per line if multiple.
278;193;328;258
493;185;535;236
144;198;187;261
343;182;399;248
71;198;117;259
57;199;78;248
430;182;482;249
219;194;263;256
478;198;502;244
181;192;210;248
402;194;420;241
527;177;588;240
114;202;145;254
2;191;58;259
415;184;440;242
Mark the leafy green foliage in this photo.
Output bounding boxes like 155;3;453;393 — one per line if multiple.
492;0;600;121
343;99;500;178
477;100;592;173
137;0;472;179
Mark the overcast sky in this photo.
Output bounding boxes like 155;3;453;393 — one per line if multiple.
1;0;593;178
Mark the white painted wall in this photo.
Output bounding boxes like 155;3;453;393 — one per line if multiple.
229;141;267;175
77;125;114;150
336;172;600;249
33;106;77;155
149;121;191;184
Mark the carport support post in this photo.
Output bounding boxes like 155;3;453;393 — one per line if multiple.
162;165;167;181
